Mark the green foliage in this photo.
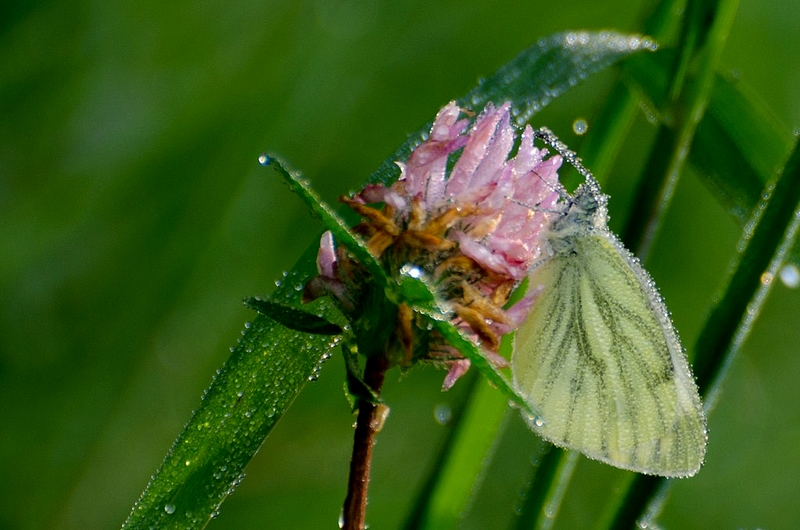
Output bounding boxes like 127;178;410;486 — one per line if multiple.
2;1;799;529
125;31;651;527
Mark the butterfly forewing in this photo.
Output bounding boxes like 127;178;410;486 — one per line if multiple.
513;225;706;477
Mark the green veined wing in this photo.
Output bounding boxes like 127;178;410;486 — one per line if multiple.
512;186;706;477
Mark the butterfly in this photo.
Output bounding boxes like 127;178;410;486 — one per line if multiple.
512;129;707;477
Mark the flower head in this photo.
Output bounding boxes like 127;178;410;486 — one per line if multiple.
305;101;563;388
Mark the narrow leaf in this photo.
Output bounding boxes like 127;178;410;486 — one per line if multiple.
461;31;657;126
244;297;342;335
398;273;533;415
368;31;658;188
623;0;740;258
409;381;510;530
123;291;341;528
626;53;794;223
260;154;389;286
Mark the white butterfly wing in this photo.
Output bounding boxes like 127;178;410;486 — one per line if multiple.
512;230;707;477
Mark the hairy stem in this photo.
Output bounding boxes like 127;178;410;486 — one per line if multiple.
341;354;389;530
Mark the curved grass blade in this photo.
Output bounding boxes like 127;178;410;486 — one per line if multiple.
368;31;658;188
122;279;342;528
461;31;657;126
260;154;389;286
626;52;794;224
514;449;579;530
405;284;532;415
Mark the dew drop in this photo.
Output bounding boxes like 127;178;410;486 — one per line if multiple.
433;403;452;425
258;154;271;166
164;504;176;515
400;264;423;278
780;263;800;288
572;118;588;135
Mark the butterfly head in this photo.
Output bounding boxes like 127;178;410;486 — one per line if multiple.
550;181;610;238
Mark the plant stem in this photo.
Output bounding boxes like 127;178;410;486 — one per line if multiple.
341;353;389;530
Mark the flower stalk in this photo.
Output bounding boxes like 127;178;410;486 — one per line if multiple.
341;354;389;530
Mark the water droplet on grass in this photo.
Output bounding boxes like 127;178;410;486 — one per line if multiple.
780;263;800;288
572;118;588;135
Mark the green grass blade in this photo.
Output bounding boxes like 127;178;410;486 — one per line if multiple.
692;74;795;221
262;155;389;286
623;0;740;258
627;53;794;224
514;449;579;530
367;31;657;188
460;31;656;126
123;274;343;528
407;381;511;530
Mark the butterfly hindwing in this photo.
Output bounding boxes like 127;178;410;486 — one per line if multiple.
513;227;706;477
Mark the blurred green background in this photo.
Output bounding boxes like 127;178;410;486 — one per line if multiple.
2;0;799;528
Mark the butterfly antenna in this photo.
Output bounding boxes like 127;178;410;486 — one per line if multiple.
506;186;564;216
532;127;601;192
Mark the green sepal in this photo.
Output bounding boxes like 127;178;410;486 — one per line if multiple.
244;297;343;335
341;341;380;406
